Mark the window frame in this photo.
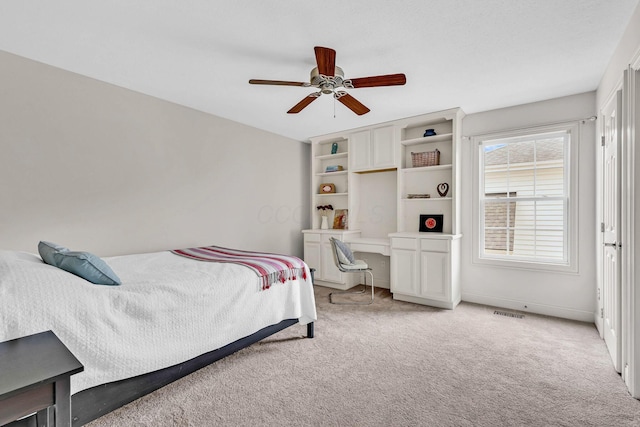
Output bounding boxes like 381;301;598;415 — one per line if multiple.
472;122;579;274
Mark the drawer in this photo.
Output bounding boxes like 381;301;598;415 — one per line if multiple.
391;238;417;250
304;233;321;243
420;239;449;253
350;242;391;256
320;233;343;244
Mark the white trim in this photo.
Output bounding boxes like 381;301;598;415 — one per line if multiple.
472;122;580;274
462;292;594;323
624;66;640;398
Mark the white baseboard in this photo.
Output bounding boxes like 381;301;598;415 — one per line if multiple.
314;279;389;290
462;292;595;323
393;293;460;310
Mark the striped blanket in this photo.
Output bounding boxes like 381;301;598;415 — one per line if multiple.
171;245;307;290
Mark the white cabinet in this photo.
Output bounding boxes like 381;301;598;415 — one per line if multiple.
390;241;419;296
302;230;360;290
390;233;461;309
349;126;396;172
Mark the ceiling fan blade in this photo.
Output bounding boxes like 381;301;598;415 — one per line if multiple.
287;92;321;114
314;46;336;77
346;73;407;88
334;91;370;115
249;79;309;87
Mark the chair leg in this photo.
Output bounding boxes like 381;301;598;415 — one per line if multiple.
329;270;374;305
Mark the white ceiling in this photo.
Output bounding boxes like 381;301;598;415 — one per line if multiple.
0;0;638;141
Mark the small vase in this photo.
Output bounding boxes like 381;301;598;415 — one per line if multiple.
320;215;329;230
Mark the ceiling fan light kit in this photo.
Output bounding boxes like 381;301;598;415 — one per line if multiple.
249;46;406;115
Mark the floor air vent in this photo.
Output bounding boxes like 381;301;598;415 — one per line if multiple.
494;310;524;319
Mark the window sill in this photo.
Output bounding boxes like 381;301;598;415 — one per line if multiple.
473;255;578;275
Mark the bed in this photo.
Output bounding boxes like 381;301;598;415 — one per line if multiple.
0;247;316;426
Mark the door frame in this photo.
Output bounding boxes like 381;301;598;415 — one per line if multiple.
623;58;640;399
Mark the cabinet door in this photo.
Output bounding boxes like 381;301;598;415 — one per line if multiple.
350;130;371;172
321;242;343;283
391;248;419;296
303;242;321;279
420;251;449;301
372;126;395;168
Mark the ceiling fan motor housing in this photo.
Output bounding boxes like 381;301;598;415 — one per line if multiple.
310;66;345;94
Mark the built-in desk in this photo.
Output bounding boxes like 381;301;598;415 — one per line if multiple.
303;230;391;290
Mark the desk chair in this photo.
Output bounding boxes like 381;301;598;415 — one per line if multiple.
329;237;374;305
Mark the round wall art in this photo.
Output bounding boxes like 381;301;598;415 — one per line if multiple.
419;214;444;232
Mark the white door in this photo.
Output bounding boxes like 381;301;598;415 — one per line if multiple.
303;241;321;280
349;130;371;172
372;126;396;168
321;240;342;283
602;89;622;372
420;250;449;301
390;247;419;296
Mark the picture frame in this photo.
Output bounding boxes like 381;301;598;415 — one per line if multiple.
319;183;336;194
333;209;348;229
419;214;443;232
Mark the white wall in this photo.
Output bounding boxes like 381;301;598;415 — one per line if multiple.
0;51;310;257
460;92;597;322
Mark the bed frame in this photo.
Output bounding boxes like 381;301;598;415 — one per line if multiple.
8;320;313;427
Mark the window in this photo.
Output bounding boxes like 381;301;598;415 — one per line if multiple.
474;123;578;272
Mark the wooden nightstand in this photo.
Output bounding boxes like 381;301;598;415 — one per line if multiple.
0;331;84;427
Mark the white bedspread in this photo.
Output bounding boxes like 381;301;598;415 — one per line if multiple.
0;250;317;394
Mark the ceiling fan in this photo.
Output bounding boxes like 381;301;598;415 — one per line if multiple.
249;46;406;115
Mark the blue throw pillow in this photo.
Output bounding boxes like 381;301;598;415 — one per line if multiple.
53;250;121;286
38;241;69;265
38;241;121;285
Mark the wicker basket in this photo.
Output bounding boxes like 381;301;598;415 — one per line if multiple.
411;149;440;167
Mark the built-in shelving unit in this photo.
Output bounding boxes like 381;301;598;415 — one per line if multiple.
304;108;465;307
395;111;462;235
310;137;349;230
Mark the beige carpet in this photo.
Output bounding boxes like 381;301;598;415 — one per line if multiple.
86;286;640;426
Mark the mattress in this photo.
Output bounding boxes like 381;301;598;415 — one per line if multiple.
0;250;317;394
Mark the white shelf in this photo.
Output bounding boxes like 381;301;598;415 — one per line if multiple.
316;192;348;197
318;138;348;145
401;133;453;147
402;164;452;173
316;170;348;177
315;152;348;160
402;197;452;202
